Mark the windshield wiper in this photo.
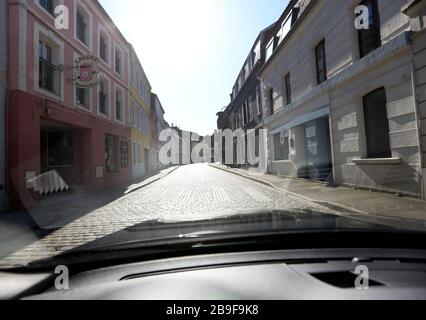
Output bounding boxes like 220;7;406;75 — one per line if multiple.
16;227;426;272
8;210;426;271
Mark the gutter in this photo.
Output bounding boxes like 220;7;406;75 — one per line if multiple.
402;0;426;16
209;164;369;216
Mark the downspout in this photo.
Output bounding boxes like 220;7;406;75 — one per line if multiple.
4;0;10;196
410;58;425;200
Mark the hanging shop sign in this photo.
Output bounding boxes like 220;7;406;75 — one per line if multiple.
74;55;100;88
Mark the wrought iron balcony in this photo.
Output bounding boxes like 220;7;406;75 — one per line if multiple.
39;57;58;95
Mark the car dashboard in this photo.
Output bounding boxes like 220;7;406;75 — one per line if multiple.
3;248;425;300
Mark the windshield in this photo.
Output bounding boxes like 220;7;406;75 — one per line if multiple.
1;0;426;271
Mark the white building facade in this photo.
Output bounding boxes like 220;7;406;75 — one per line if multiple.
260;0;426;198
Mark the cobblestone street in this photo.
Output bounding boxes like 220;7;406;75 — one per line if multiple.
0;164;333;268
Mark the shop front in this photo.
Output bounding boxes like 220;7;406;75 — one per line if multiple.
7;90;131;210
269;106;333;182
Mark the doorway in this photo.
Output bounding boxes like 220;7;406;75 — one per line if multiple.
305;117;333;182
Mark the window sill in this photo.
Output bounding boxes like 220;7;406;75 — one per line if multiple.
35;1;56;21
352;158;402;165
272;160;292;164
76;104;91;112
75;36;92;52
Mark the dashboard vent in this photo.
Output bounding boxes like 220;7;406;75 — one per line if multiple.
310;272;384;288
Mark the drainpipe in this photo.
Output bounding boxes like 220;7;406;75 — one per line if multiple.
410;60;425;200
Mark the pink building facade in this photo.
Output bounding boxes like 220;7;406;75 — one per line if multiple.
6;0;132;209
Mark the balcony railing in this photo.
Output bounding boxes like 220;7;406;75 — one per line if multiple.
39;57;58;94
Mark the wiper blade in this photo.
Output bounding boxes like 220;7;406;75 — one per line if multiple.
20;227;426;271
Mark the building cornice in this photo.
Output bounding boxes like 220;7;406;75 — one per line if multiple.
263;32;413;126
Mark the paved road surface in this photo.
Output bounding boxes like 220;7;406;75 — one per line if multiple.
0;164;332;268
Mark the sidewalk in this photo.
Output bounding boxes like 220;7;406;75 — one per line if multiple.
0;166;179;231
210;164;426;221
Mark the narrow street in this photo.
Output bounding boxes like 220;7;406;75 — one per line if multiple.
0;164;333;268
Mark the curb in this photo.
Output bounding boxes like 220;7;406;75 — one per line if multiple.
209;164;369;216
125;166;180;195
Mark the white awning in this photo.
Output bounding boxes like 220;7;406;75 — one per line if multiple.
271;105;329;135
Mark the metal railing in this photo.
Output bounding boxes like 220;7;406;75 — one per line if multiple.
39;57;58;94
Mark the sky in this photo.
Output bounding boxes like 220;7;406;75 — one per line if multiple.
99;0;288;136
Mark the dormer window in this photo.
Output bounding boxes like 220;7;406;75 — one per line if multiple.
290;7;300;26
266;38;274;60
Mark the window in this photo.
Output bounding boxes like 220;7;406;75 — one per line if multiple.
38;40;56;93
266;39;274;60
357;0;381;58
47;131;74;167
363;88;391;158
253;41;261;64
76;7;89;45
285;73;291;105
132;141;137;163
99;31;109;63
76;87;90;109
137;144;142;163
257;85;262;115
274;133;289;161
120;141;129;168
241;107;245;125
290;7;300;26
105;135;117;173
39;0;54;15
98;78;109;115
273;36;279;51
132;101;151;135
115;88;124;122
315;39;327;85
249;96;254;121
115;46;123;75
268;88;274;115
246;103;249;123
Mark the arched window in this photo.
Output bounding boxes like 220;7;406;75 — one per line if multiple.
363;88;391;158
